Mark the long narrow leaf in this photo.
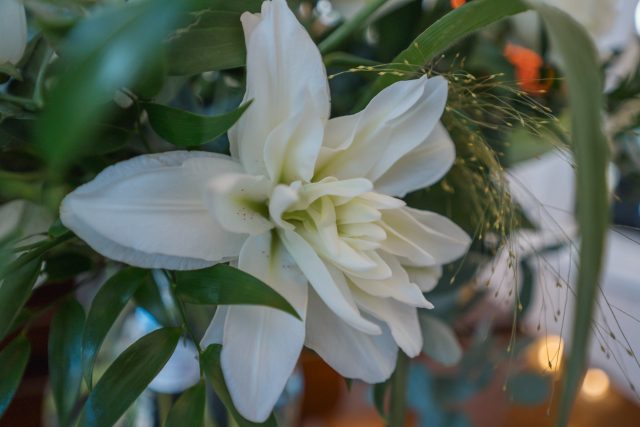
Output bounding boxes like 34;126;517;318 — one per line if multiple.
0;256;41;341
0;335;31;418
78;328;181;427
525;2;609;425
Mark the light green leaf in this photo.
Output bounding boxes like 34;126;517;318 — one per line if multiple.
35;0;185;173
143;101;251;147
523;2;609;425
0;335;31;418
174;264;300;319
81;268;149;388
78;328;181;427
201;344;278;427
0;256;41;341
164;381;206;427
359;0;527;107
165;10;246;75
420;314;462;366
49;298;85;427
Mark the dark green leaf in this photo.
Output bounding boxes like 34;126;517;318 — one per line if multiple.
82;268;148;388
359;0;527;107
174;264;300;319
201;344;277;427
134;272;176;327
523;2;609;425
165;11;246;75
49;298;85;426
144;101;251;147
35;0;185;173
45;251;93;281
78;328;181;427
507;372;551;406
372;380;390;420
164;381;206;427
0;335;31;418
0;256;41;341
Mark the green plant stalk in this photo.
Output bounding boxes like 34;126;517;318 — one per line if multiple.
388;352;409;427
318;0;389;55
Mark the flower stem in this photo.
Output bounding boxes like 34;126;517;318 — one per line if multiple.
318;0;389;55
389;352;409;427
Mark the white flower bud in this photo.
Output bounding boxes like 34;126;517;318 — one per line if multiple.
0;0;28;66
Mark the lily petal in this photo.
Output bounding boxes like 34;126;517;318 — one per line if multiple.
206;173;273;235
0;0;27;65
382;207;471;266
279;229;381;334
221;232;307;422
317;75;447;181
349;252;433;308
305;290;397;383
353;290;423;357
374;123;455;197
60;152;245;270
229;0;330;176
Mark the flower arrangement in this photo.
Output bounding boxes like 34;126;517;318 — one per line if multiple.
0;0;637;426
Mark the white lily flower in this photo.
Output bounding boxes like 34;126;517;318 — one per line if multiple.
0;0;28;66
60;0;470;421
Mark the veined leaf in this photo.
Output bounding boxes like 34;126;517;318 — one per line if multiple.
523;1;609;425
0;335;31;418
81;268;149;388
35;0;185;173
144;101;251;147
49;298;85;427
174;264;300;320
166;10;246;75
78;328;181;427
201;344;278;427
164;381;206;427
0;256;41;341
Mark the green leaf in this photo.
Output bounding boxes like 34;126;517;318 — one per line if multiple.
419;314;462;367
35;0;185;174
78;328;181;427
49;298;85;427
0;335;31;418
133;272;176;327
143;101;251;147
507;372;551;406
174;264;300;319
165;10;246;75
372;380;390;421
81;268;148;388
201;344;278;427
0;256;41;341
523;2;609;425
359;0;527;107
164;381;206;427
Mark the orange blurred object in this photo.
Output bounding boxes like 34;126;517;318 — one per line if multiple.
503;42;552;94
451;0;466;8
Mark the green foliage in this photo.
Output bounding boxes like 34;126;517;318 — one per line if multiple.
201;344;278;427
78;328;181;427
81;268;149;388
0;335;31;418
44;250;93;281
0;256;42;341
144;101;251;147
174;264;300;319
164;381;206;427
49;298;85;427
35;0;186;174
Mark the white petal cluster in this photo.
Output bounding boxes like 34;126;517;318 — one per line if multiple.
0;0;27;66
60;0;470;421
